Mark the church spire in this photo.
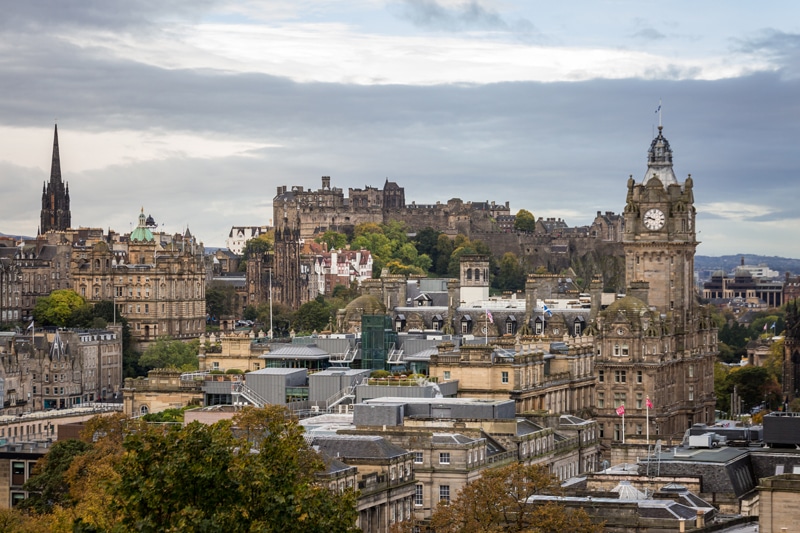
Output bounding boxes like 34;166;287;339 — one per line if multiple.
50;124;62;184
40;124;71;232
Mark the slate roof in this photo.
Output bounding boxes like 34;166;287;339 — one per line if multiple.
431;433;478;445
260;345;329;360
312;435;409;460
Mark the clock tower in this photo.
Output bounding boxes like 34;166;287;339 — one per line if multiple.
622;125;697;328
592;126;717;451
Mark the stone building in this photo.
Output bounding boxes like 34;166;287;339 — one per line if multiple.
272;176;510;242
593;126;718;448
71;209;206;348
783;299;800;401
0;327;122;414
122;369;204;417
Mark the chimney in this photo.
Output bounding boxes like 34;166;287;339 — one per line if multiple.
322;176;331;190
696;510;705;528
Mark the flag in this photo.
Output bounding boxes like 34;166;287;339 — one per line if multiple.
616;405;625;416
764;323;768;332
486;310;493;324
543;304;552;317
772;322;776;330
26;320;34;332
655;103;661;114
646;396;653;410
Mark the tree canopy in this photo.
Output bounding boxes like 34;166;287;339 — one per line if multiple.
32;289;88;328
513;209;536;233
10;408;359;533
422;462;602;533
138;338;200;371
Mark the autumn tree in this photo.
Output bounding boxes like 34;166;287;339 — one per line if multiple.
422;462;602;533
513;209;536;233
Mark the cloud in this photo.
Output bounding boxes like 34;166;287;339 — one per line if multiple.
736;29;800;77
632;27;666;41
394;0;537;37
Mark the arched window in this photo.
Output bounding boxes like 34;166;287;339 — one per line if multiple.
140;405;149;415
466;269;472;280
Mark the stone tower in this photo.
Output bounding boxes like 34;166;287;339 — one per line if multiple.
273;211;305;309
40;124;71;233
784;299;800;401
593;126;717;447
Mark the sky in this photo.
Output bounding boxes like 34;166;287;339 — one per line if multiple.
0;0;798;257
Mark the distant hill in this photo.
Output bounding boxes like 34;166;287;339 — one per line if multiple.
696;255;800;276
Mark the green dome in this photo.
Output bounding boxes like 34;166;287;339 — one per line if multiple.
130;208;154;243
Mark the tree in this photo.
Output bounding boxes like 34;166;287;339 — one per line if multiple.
32;289;86;327
19;439;92;515
138;338;199;371
294;298;333;333
315;230;348;251
514;209;536;233
112;407;359;533
256;302;294;337
495;252;526;292
206;284;237;320
725;366;772;412
425;462;602;533
241;232;274;262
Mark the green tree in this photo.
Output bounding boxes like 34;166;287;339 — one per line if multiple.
514;209;536;233
424;462;602;533
206;284;237;320
294;298;333;333
138;338;199;371
32;289;87;327
315;230;348;251
19;439;92;515
495;252;526;292
434;234;454;275
725;366;771;412
113;407;359;533
256;302;294;338
241;233;274;262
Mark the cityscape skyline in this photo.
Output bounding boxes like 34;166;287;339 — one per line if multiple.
0;1;798;256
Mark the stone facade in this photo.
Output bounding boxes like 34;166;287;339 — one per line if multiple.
758;474;800;533
122;369;203;417
593;127;717;449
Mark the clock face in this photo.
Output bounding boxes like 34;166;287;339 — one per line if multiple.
643;208;665;230
617;327;626;336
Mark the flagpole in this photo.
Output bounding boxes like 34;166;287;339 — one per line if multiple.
622;407;625;444
646;397;650;451
485;309;488;344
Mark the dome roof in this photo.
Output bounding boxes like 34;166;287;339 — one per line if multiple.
644;126;678;188
603;295;651;317
130;208;154;243
344;294;386;323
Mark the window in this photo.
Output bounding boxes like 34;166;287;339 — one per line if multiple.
501;371;509;384
615;370;626;383
613;392;626;405
597;392;605;408
637;370;643;383
414;452;423;464
439;485;450;503
11;492;25;507
689;385;694;401
621;344;629;356
12;462;25;486
439;453;450;465
636;393;643;409
415;485;424;506
598;370;604;383
689;365;694;378
443;371;451;381
614;424;622;441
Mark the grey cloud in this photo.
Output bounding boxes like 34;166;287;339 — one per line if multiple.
0;29;799;256
0;0;219;31
632;27;666;41
393;0;537;36
736;29;800;77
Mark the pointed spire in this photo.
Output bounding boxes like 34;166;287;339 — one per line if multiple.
50;124;62;184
